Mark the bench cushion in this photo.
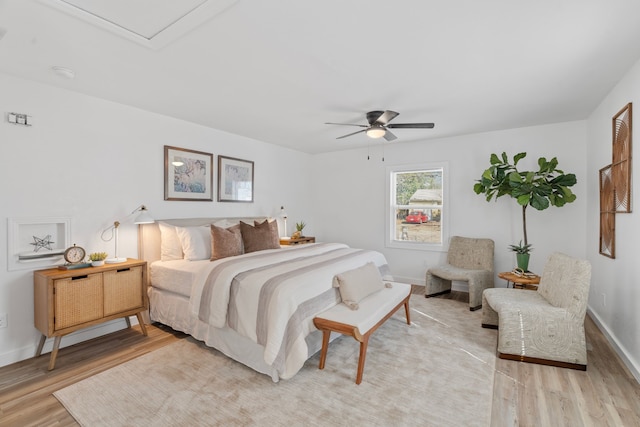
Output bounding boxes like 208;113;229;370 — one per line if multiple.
316;282;411;335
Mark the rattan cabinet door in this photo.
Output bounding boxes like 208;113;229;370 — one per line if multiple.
54;273;104;330
103;266;143;316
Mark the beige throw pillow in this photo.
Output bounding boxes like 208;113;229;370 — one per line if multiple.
240;220;280;253
334;262;385;310
175;225;212;261
210;224;243;260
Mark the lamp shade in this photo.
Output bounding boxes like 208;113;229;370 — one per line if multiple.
134;207;154;224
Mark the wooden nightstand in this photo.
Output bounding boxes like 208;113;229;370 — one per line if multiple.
280;236;316;245
33;258;148;370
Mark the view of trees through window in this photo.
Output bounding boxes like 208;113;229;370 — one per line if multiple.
392;168;443;244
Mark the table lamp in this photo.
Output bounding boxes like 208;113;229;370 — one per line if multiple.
102;204;154;263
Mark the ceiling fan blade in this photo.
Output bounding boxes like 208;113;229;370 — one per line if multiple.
336;129;367;139
386;123;435;129
325;122;368;127
383;130;397;141
376;110;399;125
366;110;384;125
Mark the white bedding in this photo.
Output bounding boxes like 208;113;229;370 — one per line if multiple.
149;242;390;380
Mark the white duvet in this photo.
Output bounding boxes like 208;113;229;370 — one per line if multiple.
186;242;389;378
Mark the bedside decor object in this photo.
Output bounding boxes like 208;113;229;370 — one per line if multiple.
88;252;108;267
474;152;577;265
164;145;214;201
291;220;306;239
58;244;91;270
102;205;154;264
218;155;254;202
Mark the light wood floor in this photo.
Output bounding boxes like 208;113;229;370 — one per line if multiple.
1;294;639;427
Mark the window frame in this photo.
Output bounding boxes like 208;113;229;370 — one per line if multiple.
385;162;449;251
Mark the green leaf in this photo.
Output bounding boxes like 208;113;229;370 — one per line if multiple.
508;171;522;182
490;153;501;165
513;152;527;164
530;193;550;210
516;194;530;206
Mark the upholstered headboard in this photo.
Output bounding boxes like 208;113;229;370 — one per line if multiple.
138;217;269;264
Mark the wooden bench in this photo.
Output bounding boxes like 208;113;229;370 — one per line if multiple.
313;282;412;384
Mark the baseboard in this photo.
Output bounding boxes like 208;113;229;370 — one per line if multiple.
587;305;640;383
0;317;136;368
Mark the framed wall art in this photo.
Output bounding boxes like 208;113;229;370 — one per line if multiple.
8;217;70;271
611;102;632;213
218;155;254;202
599;165;615;258
164;145;213;201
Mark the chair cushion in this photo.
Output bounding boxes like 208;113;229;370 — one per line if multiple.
428;263;489;281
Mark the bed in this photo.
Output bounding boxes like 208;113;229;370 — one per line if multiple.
138;217;391;382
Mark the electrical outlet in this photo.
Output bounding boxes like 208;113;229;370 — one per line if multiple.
0;313;7;328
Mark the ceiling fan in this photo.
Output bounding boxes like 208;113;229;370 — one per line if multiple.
325;110;435;141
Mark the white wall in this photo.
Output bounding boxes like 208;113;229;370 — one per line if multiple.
311;121;588;287
0;73;313;367
586;58;640;380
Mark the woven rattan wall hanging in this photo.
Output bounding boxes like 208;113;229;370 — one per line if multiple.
599;102;632;258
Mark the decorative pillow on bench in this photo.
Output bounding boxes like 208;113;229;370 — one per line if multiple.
334;262;386;310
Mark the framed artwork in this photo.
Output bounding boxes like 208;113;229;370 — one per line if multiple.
611;102;632;213
8;217;70;270
599;165;615;258
164;146;213;201
218;155;254;202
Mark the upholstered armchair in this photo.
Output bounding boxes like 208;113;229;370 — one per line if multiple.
425;236;495;311
481;252;592;370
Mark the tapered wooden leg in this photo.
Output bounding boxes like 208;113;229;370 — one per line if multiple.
136;312;148;336
48;336;62;371
35;335;46;357
356;336;369;385
318;330;330;370
125;317;132;328
404;300;411;324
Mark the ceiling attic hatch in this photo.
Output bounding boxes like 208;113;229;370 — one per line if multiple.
41;0;238;49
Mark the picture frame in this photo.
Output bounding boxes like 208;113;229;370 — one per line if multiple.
599;165;615;258
218;155;254;202
611;102;632;213
164;145;213;201
8;217;71;271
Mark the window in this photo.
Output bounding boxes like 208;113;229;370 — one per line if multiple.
386;163;448;250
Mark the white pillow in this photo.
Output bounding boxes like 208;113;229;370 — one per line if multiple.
175;225;212;261
334;262;385;310
158;222;183;261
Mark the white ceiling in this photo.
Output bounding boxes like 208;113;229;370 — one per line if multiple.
1;0;640;154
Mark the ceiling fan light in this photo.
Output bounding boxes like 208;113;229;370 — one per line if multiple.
366;127;386;139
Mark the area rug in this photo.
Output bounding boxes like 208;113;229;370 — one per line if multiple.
54;294;498;426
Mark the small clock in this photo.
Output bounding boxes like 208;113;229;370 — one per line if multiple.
64;244;86;264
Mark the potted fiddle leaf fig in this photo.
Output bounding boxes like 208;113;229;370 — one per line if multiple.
473;152;577;271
